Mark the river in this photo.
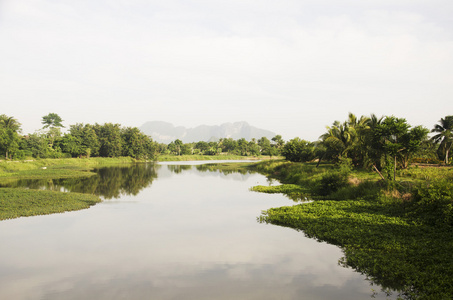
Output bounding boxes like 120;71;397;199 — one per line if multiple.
0;162;396;299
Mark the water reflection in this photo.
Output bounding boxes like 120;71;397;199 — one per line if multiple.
0;162;399;299
1;164;158;199
0;162;254;199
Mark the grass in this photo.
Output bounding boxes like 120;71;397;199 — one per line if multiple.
253;160;453;299
250;184;311;201
0;188;101;220
0;157;137;220
0;157;136;179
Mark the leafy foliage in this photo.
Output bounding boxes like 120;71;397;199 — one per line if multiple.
408;180;453;227
254;161;453;298
431;115;453;164
282;138;316;162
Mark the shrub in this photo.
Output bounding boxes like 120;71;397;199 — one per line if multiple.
282;138;316;162
316;172;349;196
408;180;453;227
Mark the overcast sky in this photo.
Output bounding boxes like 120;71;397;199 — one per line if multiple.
1;0;452;141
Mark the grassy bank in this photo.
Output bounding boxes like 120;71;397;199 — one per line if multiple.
0;157;137;220
0;188;101;220
253;160;453;299
0;157;136;179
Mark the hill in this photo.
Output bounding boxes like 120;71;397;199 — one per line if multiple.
139;121;276;143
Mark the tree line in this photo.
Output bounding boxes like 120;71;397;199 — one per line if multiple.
0;113;285;160
1;113;452;174
281;113;452;181
161;135;285;156
0;113;158;160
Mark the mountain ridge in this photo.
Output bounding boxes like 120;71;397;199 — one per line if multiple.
139;121;276;143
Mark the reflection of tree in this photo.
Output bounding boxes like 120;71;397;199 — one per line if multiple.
2;164;159;199
195;164;254;176
69;164;158;199
167;165;192;174
4;163;257;197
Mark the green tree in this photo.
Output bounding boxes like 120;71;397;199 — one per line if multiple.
271;135;285;150
282;138;316;162
41;113;64;148
41;113;64;129
58;134;84;157
258;137;271;155
221;138;238;154
431;115;453;164
180;143;193;155
237;138;249;156
0;114;22;132
320;113;370;166
0;115;22;159
95;123;123;157
20;132;53;158
174;139;183;156
121;127;151;159
248;139;261;156
372;117;428;180
195;141;210;154
69;123;100;157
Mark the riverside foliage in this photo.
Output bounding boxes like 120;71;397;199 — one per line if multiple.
252;160;453;299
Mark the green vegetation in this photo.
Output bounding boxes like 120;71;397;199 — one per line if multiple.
0;157;139;220
162;137;285;157
0;157;136;179
156;154;253;161
1;111;452;297
431;116;453;165
253;160;453;299
1;113;158;160
0;188;101;220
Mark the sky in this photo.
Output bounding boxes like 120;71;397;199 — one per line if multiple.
1;0;452;141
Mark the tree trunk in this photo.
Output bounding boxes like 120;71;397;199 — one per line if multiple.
394;155;397;181
316;154;324;168
373;164;386;181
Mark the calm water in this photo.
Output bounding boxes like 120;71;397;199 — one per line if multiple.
0;162;395;299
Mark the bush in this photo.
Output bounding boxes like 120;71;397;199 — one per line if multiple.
282;138;316;162
409;180;453;226
316;172;349;196
330;180;382;201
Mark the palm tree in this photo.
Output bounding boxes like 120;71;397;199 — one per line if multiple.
320;113;370;165
0;115;21;159
363;114;384;169
0;114;21;132
431;116;453;164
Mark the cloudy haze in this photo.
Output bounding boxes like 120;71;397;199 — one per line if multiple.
1;0;452;141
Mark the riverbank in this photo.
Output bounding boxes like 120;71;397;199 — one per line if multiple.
251;160;453;299
0;157;138;220
0;157;137;179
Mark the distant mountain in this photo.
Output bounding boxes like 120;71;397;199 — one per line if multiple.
139;121;276;143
